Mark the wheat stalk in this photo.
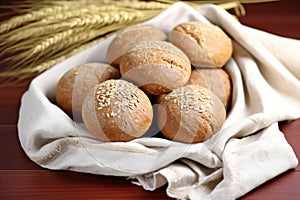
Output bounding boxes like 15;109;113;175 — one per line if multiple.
0;0;276;87
0;5;70;34
0;1;136;34
0;33;113;86
0;9;137;46
0;9;154;61
0;7;159;82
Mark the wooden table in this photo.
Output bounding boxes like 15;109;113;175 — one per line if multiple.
0;1;299;199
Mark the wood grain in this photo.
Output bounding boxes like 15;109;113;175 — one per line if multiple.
280;120;300;171
0;125;41;170
0;0;299;199
242;170;300;200
0;170;171;200
239;0;300;40
0;85;29;124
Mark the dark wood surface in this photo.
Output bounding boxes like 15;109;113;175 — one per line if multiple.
1;0;300;199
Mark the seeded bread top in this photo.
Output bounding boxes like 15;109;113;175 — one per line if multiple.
158;84;226;143
82;79;153;142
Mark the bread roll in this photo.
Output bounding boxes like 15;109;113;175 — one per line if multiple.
82;79;153;142
188;68;231;108
56;63;120;120
168;21;233;68
157;85;226;143
151;94;167;105
106;25;167;66
120;40;191;95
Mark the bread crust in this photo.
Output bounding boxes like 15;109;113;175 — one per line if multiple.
169;21;233;68
106;25;167;66
157;85;226;143
188;68;231;108
56;63;120;120
120;41;191;95
82;79;153;142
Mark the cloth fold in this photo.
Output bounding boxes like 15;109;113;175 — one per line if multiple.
18;3;300;199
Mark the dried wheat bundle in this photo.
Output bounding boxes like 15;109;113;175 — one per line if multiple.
0;0;276;86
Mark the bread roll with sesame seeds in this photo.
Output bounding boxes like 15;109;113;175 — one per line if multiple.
56;62;120;120
82;79;153;142
168;21;233;68
187;68;232;108
106;25;167;67
157;84;226;143
120;40;191;95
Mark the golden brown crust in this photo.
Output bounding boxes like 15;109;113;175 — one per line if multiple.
157;85;226;143
82;79;153;142
58;23;233;143
106;25;167;66
187;68;231;108
151;93;167;105
168;21;233;68
120;41;191;95
56;67;78;116
55;63;120;120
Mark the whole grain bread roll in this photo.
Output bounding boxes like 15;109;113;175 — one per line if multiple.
106;25;167;66
120;40;191;95
56;63;120;120
82;79;153;142
168;21;233;68
157;84;226;143
187;68;231;108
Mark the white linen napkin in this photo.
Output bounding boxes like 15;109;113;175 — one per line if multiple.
18;3;300;199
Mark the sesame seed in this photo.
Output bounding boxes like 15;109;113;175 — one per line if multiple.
111;111;117;117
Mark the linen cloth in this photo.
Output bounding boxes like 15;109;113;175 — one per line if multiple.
18;3;300;199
